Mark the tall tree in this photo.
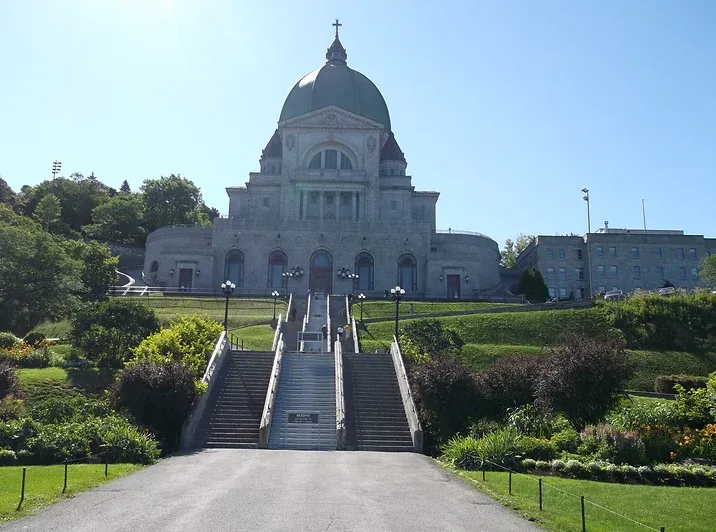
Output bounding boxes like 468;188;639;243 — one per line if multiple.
702;255;716;288
84;193;147;246
120;180;132;194
141;174;210;233
64;240;119;299
34;193;62;232
517;268;550;303
0;177;19;211
500;233;535;268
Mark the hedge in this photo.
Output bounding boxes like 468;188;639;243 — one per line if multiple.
654;375;709;394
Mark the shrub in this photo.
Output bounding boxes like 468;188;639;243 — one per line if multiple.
536;334;633;427
551;428;581;453
0;395;27;421
518;436;557;461
110;360;198;449
655;375;708;394
579;424;647;465
23;332;46;346
30;395;112;424
0;332;20;349
400;319;464;364
131;315;223;379
506;404;570;438
0;359;23;400
516;268;549;303
18;346;51;368
69;299;160;368
441;436;482;470
411;357;483;454
475;428;523;469
0;448;17;465
477;357;542;420
99;419;159;464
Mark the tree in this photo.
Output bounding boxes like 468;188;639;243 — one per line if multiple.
0;214;83;334
701;255;716;288
536;334;633;427
0;177;19;212
64;240;119;299
500;234;535;268
84;193;147;246
119;180;132;194
517;268;550;303
33;193;61;232
68;299;160;367
141;174;211;233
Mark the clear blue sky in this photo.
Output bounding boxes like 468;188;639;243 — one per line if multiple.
1;1;714;247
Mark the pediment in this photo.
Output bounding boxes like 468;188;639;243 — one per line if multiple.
278;106;384;130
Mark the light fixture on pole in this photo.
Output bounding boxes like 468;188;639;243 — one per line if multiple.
271;290;280;320
582;188;593;299
390;285;406;341
348;272;359;294
52;161;62;179
357;293;366;322
221;280;236;332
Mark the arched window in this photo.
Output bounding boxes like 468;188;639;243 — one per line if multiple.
398;254;417;292
267;250;288;289
307;149;354;170
225;250;244;287
150;261;159;273
311;250;331;268
355;252;374;291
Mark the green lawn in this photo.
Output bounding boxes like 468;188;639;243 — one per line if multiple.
360;301;520;319
626;350;716;391
30;320;71;340
17;367;118;401
457;469;716;532
0;464;143;521
230;324;276;351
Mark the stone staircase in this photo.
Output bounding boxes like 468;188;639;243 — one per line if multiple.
343;353;414;452
192;350;274;448
268;353;337;450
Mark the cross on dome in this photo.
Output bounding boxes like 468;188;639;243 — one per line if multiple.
332;18;342;38
326;19;347;63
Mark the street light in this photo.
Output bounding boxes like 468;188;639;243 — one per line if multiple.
52;161;62;179
271;290;280;320
582;188;593;299
390;285;406;341
221;280;236;332
348;272;359;294
282;266;304;280
357;293;366;322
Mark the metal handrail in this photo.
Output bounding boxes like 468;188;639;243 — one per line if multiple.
326;294;332;353
259;333;285;448
334;339;345;450
390;336;423;453
271;313;283;352
435;229;493;239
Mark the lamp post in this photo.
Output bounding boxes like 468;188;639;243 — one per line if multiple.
271;290;280;320
221;280;236;332
357;293;366;322
52;160;62;180
348;272;359;295
390;285;406;341
582;188;593;299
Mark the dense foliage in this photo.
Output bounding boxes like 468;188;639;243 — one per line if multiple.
110;360;199;449
400;319;463;364
701;254;716;288
476;356;541;419
69;299;160;367
0;360;23;400
655;375;708;394
516;267;549;303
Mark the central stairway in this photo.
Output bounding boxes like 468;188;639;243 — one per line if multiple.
268;353;337;450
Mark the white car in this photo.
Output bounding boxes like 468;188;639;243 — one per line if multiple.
658;287;676;297
604;289;626;301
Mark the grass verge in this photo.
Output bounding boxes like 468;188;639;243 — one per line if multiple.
360;301;520;319
455;469;716;532
0;463;144;522
230;324;276;351
17;367;118;401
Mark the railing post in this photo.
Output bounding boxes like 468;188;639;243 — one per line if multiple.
539;478;543;511
581;496;586;532
17;467;26;510
63;461;68;493
508;470;512;495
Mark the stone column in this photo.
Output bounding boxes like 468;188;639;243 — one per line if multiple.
352;192;357;221
334;192;339;220
319;191;324;221
302;190;308;220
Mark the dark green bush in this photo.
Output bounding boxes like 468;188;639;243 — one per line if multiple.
23;332;46;346
0;448;17;465
551;428;581;453
400;319;464;363
0;359;23;400
579;424;647;466
477;357;541;420
17;346;51;368
518;436;557;461
655;375;708;394
110;360;198;449
30;395;112;424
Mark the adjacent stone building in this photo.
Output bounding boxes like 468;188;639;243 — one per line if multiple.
516;226;716;299
144;26;502;298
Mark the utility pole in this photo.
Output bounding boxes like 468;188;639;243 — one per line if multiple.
582;188;593;299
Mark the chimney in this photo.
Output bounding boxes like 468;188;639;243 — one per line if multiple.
604;220;609;232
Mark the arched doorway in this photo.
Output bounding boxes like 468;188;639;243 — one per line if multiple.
354;252;374;291
398;254;417;292
309;250;333;294
267;250;288;289
224;250;244;287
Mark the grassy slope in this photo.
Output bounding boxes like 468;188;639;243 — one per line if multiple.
0;464;143;522
457;469;716;532
17;367;118;401
360;301;520;319
230;324;276;351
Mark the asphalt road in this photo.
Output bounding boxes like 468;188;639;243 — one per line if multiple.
2;450;541;532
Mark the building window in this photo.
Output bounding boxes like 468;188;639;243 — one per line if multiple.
597;265;605;278
656;266;664;278
575;249;583;260
558;248;565;260
579;287;586;299
342;194;350;205
655;247;662;259
326;194;334;205
262;198;269;207
575;268;584;281
596;246;604;258
267;250;288;289
679;267;686;280
340;153;353;170
390;168;395;176
632;247;639;258
677;248;684;259
324;149;338;169
149;261;159;273
633;265;641;279
225;250;244;287
609;246;617;258
559;267;566;281
355;252;374;291
546;249;554;260
691;267;699;279
689;248;697;260
546;267;554;281
309;153;321;169
390;200;397;210
559;288;567;299
548;287;556;299
610;265;618;279
271;165;276;173
308;149;353;170
309;193;318;204
398;254;417;291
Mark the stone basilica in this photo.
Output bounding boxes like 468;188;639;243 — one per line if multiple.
144;24;502;298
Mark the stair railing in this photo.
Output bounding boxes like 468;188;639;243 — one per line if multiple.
326;294;332;353
286;293;293;321
334;339;346;450
390;336;424;453
180;331;229;449
271;312;283;352
351;313;360;354
259;332;286;448
300;293;311;352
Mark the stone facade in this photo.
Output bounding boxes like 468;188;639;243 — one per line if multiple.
144;34;501;298
516;228;716;299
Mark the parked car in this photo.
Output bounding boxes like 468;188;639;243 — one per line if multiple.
658;286;676;297
604;289;626;301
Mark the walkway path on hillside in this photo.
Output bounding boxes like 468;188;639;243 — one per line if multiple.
2;450;541;532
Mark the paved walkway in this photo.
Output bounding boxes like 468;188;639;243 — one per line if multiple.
2;450;540;532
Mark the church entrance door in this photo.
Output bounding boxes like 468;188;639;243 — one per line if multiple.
309;250;333;294
179;268;194;290
447;274;460;299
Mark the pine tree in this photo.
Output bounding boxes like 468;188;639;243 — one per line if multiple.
120;180;131;194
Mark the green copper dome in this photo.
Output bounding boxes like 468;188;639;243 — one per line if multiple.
279;35;392;131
